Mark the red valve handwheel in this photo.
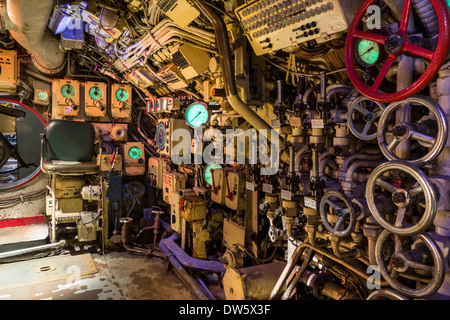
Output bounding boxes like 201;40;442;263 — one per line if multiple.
345;0;450;103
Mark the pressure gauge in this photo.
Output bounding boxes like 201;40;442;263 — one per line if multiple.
115;88;129;102
37;90;48;100
61;84;76;98
204;163;222;186
89;86;103;100
185;102;209;128
355;39;380;66
128;146;142;160
156;122;166;151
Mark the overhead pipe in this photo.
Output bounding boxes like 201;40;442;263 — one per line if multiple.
2;0;66;74
191;0;284;146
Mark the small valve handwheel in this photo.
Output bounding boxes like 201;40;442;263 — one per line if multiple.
377;95;448;166
348;96;385;140
319;191;356;237
366;161;436;236
366;289;409;300
375;230;445;298
345;0;450;103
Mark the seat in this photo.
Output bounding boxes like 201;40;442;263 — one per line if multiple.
40;120;99;174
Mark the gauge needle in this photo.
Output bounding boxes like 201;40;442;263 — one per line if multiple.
360;46;374;56
191;111;202;121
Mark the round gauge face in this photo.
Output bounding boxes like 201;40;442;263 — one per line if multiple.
116;88;129;102
61;84;76;98
89;86;103;100
156;122;166;151
37;90;48;100
186;102;209;128
355;39;380;66
204;163;222;186
128;146;142;159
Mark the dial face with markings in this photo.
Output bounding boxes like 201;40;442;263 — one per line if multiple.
61;84;76;98
355;39;380;66
89;86;103;100
156;122;166;151
128;146;142;159
204;163;222;186
37;90;48;100
185;102;209;128
115;88;129;102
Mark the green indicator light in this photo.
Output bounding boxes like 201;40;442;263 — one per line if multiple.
37;91;48;100
128;146;141;159
356;39;380;66
89;86;103;100
204;163;222;186
116;88;129;102
61;84;76;98
186;102;209;128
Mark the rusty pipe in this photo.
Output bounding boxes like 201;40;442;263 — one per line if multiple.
190;0;284;146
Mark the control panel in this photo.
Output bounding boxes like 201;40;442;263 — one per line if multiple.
85;81;107;118
235;0;363;56
52;79;81;118
156;118;192;157
111;83;132;121
123;142;145;175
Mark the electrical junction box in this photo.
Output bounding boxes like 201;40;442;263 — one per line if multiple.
152;0;200;28
123;142;145;175
52;79;81;118
85;81;107;118
211;168;227;206
148;157;171;189
223;218;246;249
168;188;196;233
81;1;125;43
0;50;19;93
163;172;186;203
180;196;207;222
225;170;246;211
111;83;132;121
98;153;122;172
170;44;210;80
157;63;188;90
155;118;192;157
33;81;51;106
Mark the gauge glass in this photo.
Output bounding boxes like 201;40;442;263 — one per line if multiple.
37;91;48;100
61;84;76;98
116;88;129;102
128;146;142;159
355;39;380;66
89;86;103;100
156;122;166;151
204;163;222;186
186;102;209;128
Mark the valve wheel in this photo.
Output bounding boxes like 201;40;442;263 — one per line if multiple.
366;289;409;300
345;0;450;103
348;96;385;140
366;161;436;236
375;230;445;298
319;191;356;237
377;95;448;166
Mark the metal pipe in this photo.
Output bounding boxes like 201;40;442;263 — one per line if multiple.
0;240;66;260
191;0;283;146
3;0;66;74
159;234;225;273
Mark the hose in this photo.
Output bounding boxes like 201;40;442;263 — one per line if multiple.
412;0;439;37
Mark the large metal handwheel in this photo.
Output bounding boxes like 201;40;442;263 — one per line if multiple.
319;191;356;237
345;0;450;102
348;96;385;140
377;95;448;166
375;230;445;298
365;161;436;236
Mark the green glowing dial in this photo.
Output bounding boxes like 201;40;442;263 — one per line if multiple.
204;163;222;186
185;102;209;128
115;88;129;102
37;90;48;100
128;146;142;159
61;84;76;98
89;86;103;100
356;39;380;66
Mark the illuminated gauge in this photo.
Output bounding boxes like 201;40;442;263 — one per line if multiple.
89;86;103;100
185;102;209;128
204;163;222;186
156;122;166;151
128;146;142;159
115;88;129;102
61;84;76;98
355;39;380;67
37;90;48;100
